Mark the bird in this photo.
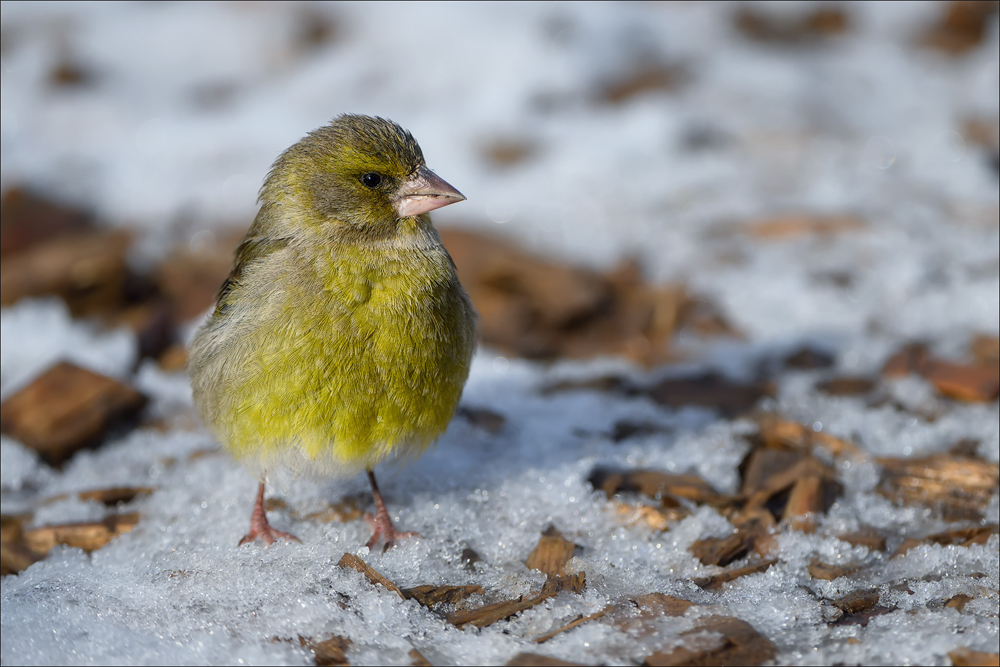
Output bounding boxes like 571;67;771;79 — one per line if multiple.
188;114;476;550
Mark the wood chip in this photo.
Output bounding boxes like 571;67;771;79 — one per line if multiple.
533;605;612;644
507;654;586;667
882;343;930;378
970;335;1000;367
945;594;974;612
949;648;1000;667
455;405;506;433
0;362;148;466
643;615;777;667
920;359;999;402
76;487;154;506
337;553;404;599
598;62;686;105
784;347;836;369
408;648;431;667
693;560;775;590
307;635;351;666
745;214;863;239
401;584;484;607
0;515;46;575
808;560;862;581
153;228;244;323
302;499;363;523
590;467;725;506
878;455;999;519
631;593;697;617
613;502;688;531
645;373;772;418
919;1;999;55
526;526;578;577
831;589;880;615
481;138;537;168
892;525;999;558
690;531;755;568
734;6;849;44
0;229;133;317
446;573;585;629
836;529;887;552
23;512;139;555
816;376;877;396
0;188;94;258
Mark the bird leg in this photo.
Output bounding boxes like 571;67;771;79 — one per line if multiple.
238;482;301;546
364;469;419;552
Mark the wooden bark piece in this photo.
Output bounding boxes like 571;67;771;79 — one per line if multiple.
878;455;998;519
643;615;777;667
337;553;404;599
23;512;139;555
526;526;577;577
693;560;775;590
446;573;585;629
0;362;148;466
401;584;484;607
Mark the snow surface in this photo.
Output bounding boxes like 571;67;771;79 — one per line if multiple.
1;2;998;665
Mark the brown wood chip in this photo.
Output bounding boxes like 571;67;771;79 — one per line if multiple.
0;229;133;317
76;487;154;506
645;373;772;418
878;455;999;519
643;615;777;667
690;531;755;568
892;525;999;558
599;63;687;105
744;214;863;239
408;648;431;667
949;647;1000;667
455;405;506;433
613;502;689;531
590;467;724;506
23;512;139;556
337;553;404;599
921;359;999;402
305;635;352;666
970;335;1000;367
0;187;94;258
0;362;148;466
693;560;775;590
447;573;585;629
401;584;484;607
526;526;578;577
808;559;862;581
507;654;587;667
945;594;975;612
533;605;613;644
302;499;364;523
836;528;887;552
816;377;877;396
831;589;880;615
632;593;698;617
919;0;999;55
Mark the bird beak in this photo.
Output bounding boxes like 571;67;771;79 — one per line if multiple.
393;165;466;218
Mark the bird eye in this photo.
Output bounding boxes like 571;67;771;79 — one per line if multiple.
361;173;382;188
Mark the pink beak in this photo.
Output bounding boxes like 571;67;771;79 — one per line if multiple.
393;165;466;218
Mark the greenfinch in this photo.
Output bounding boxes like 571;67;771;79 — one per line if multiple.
188;115;476;549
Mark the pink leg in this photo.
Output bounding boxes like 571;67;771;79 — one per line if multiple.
364;469;419;552
238;482;301;546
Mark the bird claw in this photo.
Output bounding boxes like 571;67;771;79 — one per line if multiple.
364;511;420;552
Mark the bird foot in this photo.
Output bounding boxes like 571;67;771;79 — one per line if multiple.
364;511;420;553
238;483;301;546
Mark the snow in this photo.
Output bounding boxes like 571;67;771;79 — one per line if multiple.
2;2;998;665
